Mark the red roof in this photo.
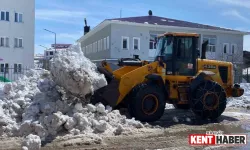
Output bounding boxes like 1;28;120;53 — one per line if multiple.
106;15;241;32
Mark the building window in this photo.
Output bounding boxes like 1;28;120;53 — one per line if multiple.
0;11;9;21
15;13;23;23
90;44;93;53
95;42;97;52
6;12;9;21
0;64;4;73
94;42;97;52
1;63;9;73
203;37;216;52
19;39;23;47
98;40;100;51
231;44;237;54
14;64;17;73
149;34;157;49
0;37;4;46
14;38;18;47
133;37;140;50
14;64;22;73
0;63;9;73
0;37;9;47
101;39;103;51
5;63;8;73
19;13;23;22
5;37;9;47
1;11;4;20
50;51;54;55
15;13;18;22
107;36;109;49
223;43;229;54
104;38;107;50
14;38;23;48
122;36;129;49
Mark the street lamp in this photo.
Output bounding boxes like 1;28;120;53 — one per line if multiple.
44;29;56;52
39;45;48;49
39;45;49;58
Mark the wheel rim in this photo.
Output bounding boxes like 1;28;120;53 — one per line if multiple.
142;94;159;115
202;92;219;110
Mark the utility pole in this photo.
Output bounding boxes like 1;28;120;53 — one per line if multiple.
120;9;122;18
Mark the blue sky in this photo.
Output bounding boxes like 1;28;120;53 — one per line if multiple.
35;0;250;54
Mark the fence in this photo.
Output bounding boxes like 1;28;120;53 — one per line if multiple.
0;66;30;82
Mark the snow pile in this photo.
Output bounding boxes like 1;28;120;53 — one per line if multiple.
227;83;250;109
0;45;144;149
50;44;107;101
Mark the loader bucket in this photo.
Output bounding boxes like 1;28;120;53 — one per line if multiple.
90;78;120;107
89;65;121;107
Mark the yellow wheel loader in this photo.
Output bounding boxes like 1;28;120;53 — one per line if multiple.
90;32;244;122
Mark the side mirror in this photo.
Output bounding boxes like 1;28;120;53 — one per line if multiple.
197;50;200;57
201;40;208;59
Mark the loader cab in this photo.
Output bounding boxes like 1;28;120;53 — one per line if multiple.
155;33;199;76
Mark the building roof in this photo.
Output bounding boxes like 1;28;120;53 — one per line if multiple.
106;16;241;32
78;15;249;43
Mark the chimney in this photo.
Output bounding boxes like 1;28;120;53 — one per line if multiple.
84;18;90;35
148;10;153;16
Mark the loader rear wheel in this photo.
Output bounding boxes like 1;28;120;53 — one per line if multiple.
190;80;227;120
128;83;165;122
173;104;190;109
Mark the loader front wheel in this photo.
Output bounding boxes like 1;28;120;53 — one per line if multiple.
190;80;227;120
128;83;165;122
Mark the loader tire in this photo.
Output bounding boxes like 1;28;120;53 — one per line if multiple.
190;80;227;120
128;83;165;122
173;104;190;109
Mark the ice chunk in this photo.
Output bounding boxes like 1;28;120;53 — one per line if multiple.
173;116;179;123
114;124;124;135
22;134;41;150
64;117;77;130
96;103;106;114
94;120;108;133
87;104;96;112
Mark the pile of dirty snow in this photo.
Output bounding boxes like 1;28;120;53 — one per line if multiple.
50;44;107;102
0;45;144;150
227;83;250;109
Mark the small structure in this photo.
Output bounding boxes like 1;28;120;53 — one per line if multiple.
44;44;72;60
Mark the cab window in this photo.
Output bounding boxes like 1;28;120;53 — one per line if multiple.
176;37;193;60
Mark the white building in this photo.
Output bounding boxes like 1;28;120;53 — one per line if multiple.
0;0;35;80
44;44;71;60
44;49;55;60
